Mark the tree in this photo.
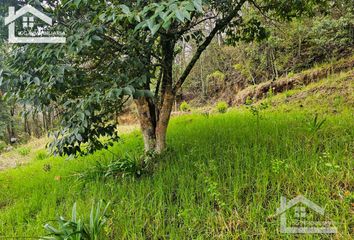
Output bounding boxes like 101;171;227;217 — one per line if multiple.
1;0;327;156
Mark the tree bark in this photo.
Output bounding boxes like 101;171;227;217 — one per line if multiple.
135;97;157;151
135;37;176;154
154;37;176;153
135;91;175;154
155;89;174;153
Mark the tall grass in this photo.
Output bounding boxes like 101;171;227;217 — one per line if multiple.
0;109;352;239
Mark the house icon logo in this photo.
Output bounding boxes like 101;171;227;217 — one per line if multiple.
4;5;66;44
275;195;337;234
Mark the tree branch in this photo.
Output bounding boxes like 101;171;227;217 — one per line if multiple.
155;68;163;98
173;1;246;93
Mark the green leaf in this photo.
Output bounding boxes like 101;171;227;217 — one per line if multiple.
91;35;102;41
123;86;133;96
182;9;191;21
76;133;83;142
134;21;147;31
74;0;81;7
151;23;161;35
77;112;85;121
175;9;185;22
147;19;156;32
185;2;195;12
169;3;178;11
72;203;77;222
33;77;40;85
119;4;131;15
193;0;203;12
162;13;174;30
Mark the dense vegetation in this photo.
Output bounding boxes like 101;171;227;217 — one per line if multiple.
1;0;352;156
0;0;353;239
184;2;354;103
0;1;353;153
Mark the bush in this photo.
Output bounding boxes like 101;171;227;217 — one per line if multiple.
17;147;31;156
207;70;225;82
216;101;228;113
180;101;191;112
207;70;226;91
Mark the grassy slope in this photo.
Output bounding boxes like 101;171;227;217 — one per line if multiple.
268;70;354;113
0;71;353;239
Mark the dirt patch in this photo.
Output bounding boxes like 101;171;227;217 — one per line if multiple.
0;137;49;171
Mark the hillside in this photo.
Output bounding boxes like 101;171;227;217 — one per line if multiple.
265;70;354;113
233;56;354;106
0;66;352;239
245;68;353;116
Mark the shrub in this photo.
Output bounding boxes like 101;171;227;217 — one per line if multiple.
207;70;225;82
207;70;226;91
216;101;228;113
42;200;110;240
180;101;191;112
17;147;31;156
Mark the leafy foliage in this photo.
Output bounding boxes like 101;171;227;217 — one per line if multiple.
2;0;152;155
122;0;204;35
42;201;110;240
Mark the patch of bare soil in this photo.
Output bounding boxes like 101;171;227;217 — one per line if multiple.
0;138;49;171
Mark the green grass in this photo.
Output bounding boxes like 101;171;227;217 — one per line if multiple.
17;147;31;157
0;107;352;239
267;70;354;114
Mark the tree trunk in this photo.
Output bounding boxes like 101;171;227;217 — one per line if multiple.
155;90;174;153
135;37;176;154
8;105;16;143
135;91;174;154
135;97;157;152
154;37;175;153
